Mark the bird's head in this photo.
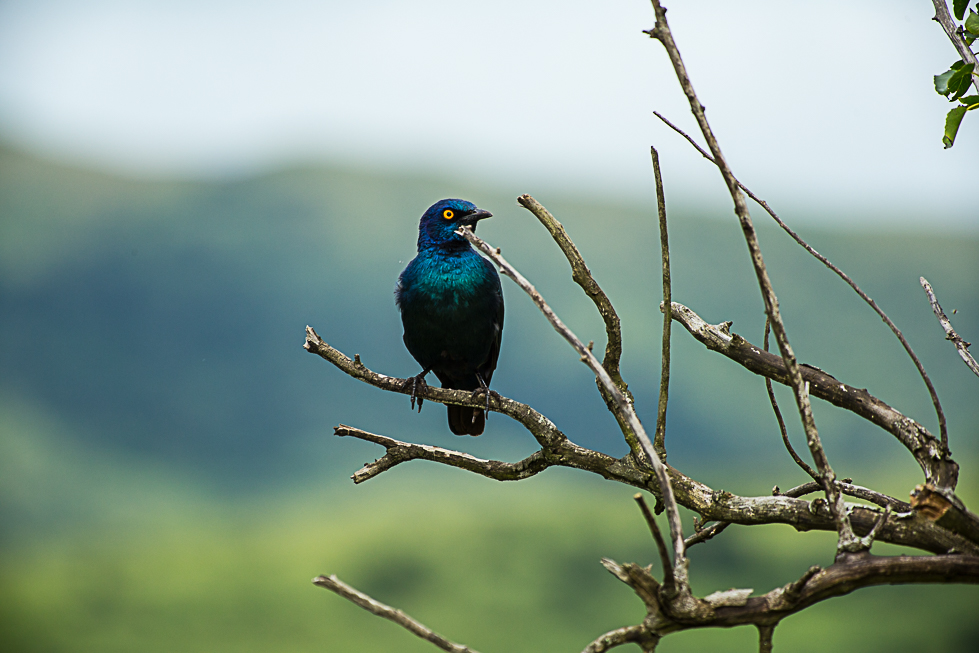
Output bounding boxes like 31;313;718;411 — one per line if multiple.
417;199;493;249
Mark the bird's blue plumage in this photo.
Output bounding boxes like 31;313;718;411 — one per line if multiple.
396;199;504;435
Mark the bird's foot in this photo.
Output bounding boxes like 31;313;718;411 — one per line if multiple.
469;387;500;417
403;373;430;412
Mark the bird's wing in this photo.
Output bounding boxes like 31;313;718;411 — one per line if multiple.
480;275;504;386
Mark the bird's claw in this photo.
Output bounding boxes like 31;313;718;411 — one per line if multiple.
404;373;429;412
469;387;500;417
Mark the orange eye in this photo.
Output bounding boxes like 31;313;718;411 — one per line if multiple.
442;209;454;220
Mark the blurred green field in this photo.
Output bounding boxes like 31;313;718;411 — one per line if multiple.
3;473;978;653
2;144;978;651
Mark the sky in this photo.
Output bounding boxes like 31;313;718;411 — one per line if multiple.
0;0;975;229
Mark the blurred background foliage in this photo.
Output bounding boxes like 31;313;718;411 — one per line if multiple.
1;142;977;652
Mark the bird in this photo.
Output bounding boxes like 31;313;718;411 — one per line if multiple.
395;199;504;436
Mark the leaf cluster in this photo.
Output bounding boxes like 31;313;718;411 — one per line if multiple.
935;0;979;147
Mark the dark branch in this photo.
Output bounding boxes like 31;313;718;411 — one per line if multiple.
313;574;480;653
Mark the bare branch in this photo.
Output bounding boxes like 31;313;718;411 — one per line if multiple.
307;334;977;554
335;425;551;484
665;302;958;490
313;574;480;653
304;325;568;451
645;0;857;553
653;109;951;454
651;147;672;460
516;194;630;399
637;553;979;636
764;319;819;482
932;0;979;94
514;195;645;462
920;277;979;378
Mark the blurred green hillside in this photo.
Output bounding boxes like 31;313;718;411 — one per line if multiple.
1;144;977;651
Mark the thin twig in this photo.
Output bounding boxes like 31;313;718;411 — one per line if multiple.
635;493;675;593
645;0;857;554
652;109;950;454
765;319;819;481
921;277;979;379
313;575;480;653
651;147;672;460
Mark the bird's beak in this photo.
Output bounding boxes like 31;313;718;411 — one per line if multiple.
462;209;493;228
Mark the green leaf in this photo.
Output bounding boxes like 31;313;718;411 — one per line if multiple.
943;106;968;148
954;0;969;21
966;10;979;35
965;31;977;46
947;63;976;100
935;69;956;95
960;94;979;107
951;60;966;70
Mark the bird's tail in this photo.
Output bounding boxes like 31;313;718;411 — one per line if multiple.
447;405;484;436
